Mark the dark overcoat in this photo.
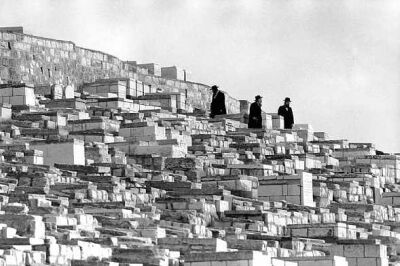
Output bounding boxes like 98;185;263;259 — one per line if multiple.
210;91;227;118
248;102;262;128
278;105;294;129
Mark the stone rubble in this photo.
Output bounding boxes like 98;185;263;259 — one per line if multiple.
0;29;398;266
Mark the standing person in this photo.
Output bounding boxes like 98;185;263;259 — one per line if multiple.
210;85;226;118
248;95;263;129
278;97;294;129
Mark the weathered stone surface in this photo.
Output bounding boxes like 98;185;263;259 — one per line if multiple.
0;29;397;266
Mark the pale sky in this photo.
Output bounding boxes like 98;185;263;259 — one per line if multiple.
0;0;399;152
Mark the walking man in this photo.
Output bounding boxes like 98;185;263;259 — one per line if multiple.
278;97;294;129
248;95;263;129
210;85;226;118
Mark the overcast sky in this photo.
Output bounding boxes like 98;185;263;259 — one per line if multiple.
1;0;399;152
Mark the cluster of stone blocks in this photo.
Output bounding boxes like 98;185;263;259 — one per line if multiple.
0;84;35;106
0;29;398;266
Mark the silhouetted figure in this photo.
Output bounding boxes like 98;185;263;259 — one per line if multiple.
278;97;294;129
248;95;263;129
210;85;226;118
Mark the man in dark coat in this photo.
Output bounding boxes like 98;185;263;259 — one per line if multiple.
278;97;294;129
248;95;263;129
210;85;226;118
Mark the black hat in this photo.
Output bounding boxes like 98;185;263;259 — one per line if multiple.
211;85;219;90
284;97;291;102
255;95;262;100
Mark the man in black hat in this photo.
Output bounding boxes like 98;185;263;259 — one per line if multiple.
210;85;226;118
248;95;263;129
278;97;294;129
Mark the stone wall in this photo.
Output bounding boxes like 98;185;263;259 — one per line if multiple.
0;31;131;85
0;31;240;114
